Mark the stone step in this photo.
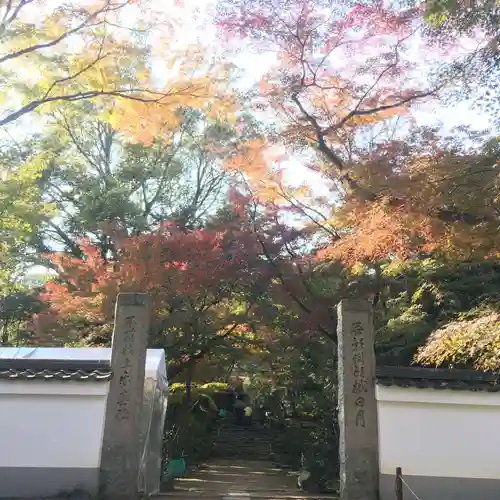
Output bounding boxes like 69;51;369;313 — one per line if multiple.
217;437;272;442
215;450;271;454
217;436;267;439
214;449;271;455
214;444;270;448
155;491;337;500
213;449;271;456
216;442;272;446
215;445;271;450
216;445;271;450
213;450;272;454
217;431;273;433
212;451;272;457
216;433;280;439
212;451;272;455
217;432;271;436
213;425;275;462
215;447;270;450
214;447;271;452
212;454;273;460
217;430;272;435
215;449;271;454
216;436;275;442
216;434;273;438
156;458;337;500
216;428;271;434
216;444;270;448
217;437;271;440
156;493;222;500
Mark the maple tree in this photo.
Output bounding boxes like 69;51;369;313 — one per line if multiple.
216;0;437;195
110;46;240;146
370;257;500;369
35;191;338;378
324;133;500;368
1;0;140;126
216;0;499;266
323;129;500;264
0;0;232;129
214;0;500;377
1;0;496;398
215;0;430;254
2;1;498;483
415;308;500;371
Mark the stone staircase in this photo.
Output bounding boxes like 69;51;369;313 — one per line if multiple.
212;423;273;461
156;421;337;499
156;458;336;500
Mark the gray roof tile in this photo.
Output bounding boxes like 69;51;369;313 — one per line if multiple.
0;359;112;382
376;366;500;392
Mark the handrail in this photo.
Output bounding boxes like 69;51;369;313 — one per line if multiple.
139;373;168;497
158;373;169;392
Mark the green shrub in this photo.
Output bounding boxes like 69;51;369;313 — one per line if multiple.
199;382;230;391
168;383;192;393
415;308;500;370
163;384;223;474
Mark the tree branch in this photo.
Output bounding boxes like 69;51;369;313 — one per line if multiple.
291;91;375;200
0;86;203;127
251;217;336;342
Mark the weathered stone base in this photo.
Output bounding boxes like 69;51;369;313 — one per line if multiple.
0;467;98;499
380;473;500;500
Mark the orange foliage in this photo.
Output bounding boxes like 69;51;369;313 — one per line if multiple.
415;310;500;371
225;138;288;204
110;46;238;145
320;130;500;266
320;199;440;264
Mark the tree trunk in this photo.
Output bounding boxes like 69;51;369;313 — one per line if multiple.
185;365;192;404
1;319;9;346
185;330;193;404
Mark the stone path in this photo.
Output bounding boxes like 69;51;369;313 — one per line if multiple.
156;459;337;500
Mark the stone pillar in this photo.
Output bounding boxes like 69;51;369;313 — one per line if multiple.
337;299;379;500
99;293;152;500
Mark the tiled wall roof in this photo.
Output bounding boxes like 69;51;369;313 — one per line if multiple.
377;366;500;392
0;359;112;382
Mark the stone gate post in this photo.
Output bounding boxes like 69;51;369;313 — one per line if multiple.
99;293;152;500
337;298;379;500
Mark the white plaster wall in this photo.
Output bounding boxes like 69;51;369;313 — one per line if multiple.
0;348;166;473
0;381;108;468
377;385;500;480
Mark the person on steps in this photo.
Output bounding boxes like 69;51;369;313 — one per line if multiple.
233;395;245;424
243;405;253;426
